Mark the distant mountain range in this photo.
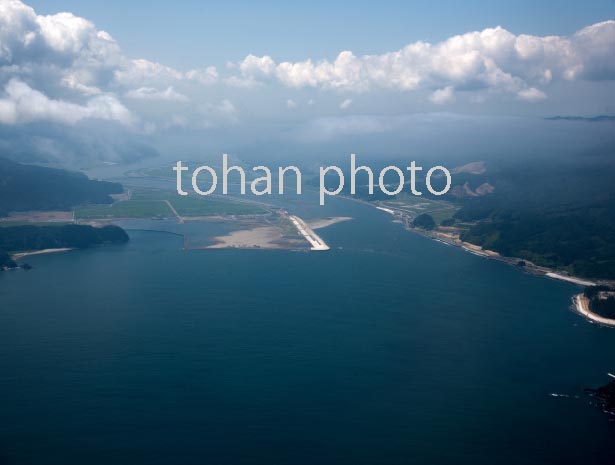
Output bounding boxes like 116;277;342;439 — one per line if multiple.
545;115;615;122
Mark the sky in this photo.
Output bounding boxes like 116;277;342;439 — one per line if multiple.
0;0;613;166
24;0;615;68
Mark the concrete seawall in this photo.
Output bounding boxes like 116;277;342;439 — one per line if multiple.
289;215;330;251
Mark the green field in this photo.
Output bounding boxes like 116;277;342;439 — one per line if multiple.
73;188;268;220
383;193;449;209
74;200;172;219
379;193;458;225
173;197;266;216
428;208;458;225
131;189;267;216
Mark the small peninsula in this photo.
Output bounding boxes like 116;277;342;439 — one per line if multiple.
0;224;129;270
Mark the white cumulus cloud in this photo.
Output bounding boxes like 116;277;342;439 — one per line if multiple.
0;78;135;126
233;21;615;102
185;66;219;85
517;87;547;102
0;0;613;131
125;86;188;102
339;98;353;109
199;99;238;127
429;86;455;104
0;0;218;127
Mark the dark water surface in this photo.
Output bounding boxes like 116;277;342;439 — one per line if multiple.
0;197;613;465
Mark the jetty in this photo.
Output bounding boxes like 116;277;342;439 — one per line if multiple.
289;215;330;251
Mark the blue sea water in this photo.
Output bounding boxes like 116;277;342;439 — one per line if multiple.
0;196;613;464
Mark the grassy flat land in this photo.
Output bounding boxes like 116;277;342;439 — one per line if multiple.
73;188;268;220
74;200;172;219
428;208;458;224
379;193;458;225
131;189;267;216
383;193;450;209
173;197;266;216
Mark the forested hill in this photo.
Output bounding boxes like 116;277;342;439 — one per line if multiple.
0;157;123;216
0;224;129;270
454;153;615;279
0;224;129;252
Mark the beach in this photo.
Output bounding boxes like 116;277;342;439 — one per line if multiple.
205;215;349;250
546;272;595;287
207;226;289;249
308;216;352;230
12;248;75;260
572;294;615;328
370;201;611;290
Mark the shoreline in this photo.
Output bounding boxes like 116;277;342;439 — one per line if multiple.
12;248;75;260
202;215;349;251
422;228;602;287
308;216;352;230
545;272;595;287
369;200;610;287
572;294;615;328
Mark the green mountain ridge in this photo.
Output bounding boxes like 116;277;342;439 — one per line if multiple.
0;157;123;216
453;154;615;279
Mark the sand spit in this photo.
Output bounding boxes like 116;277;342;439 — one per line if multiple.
207;226;287;249
308;217;352;230
546;272;595;287
202;214;343;251
376;206;395;215
572;294;615;328
12;248;75;260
